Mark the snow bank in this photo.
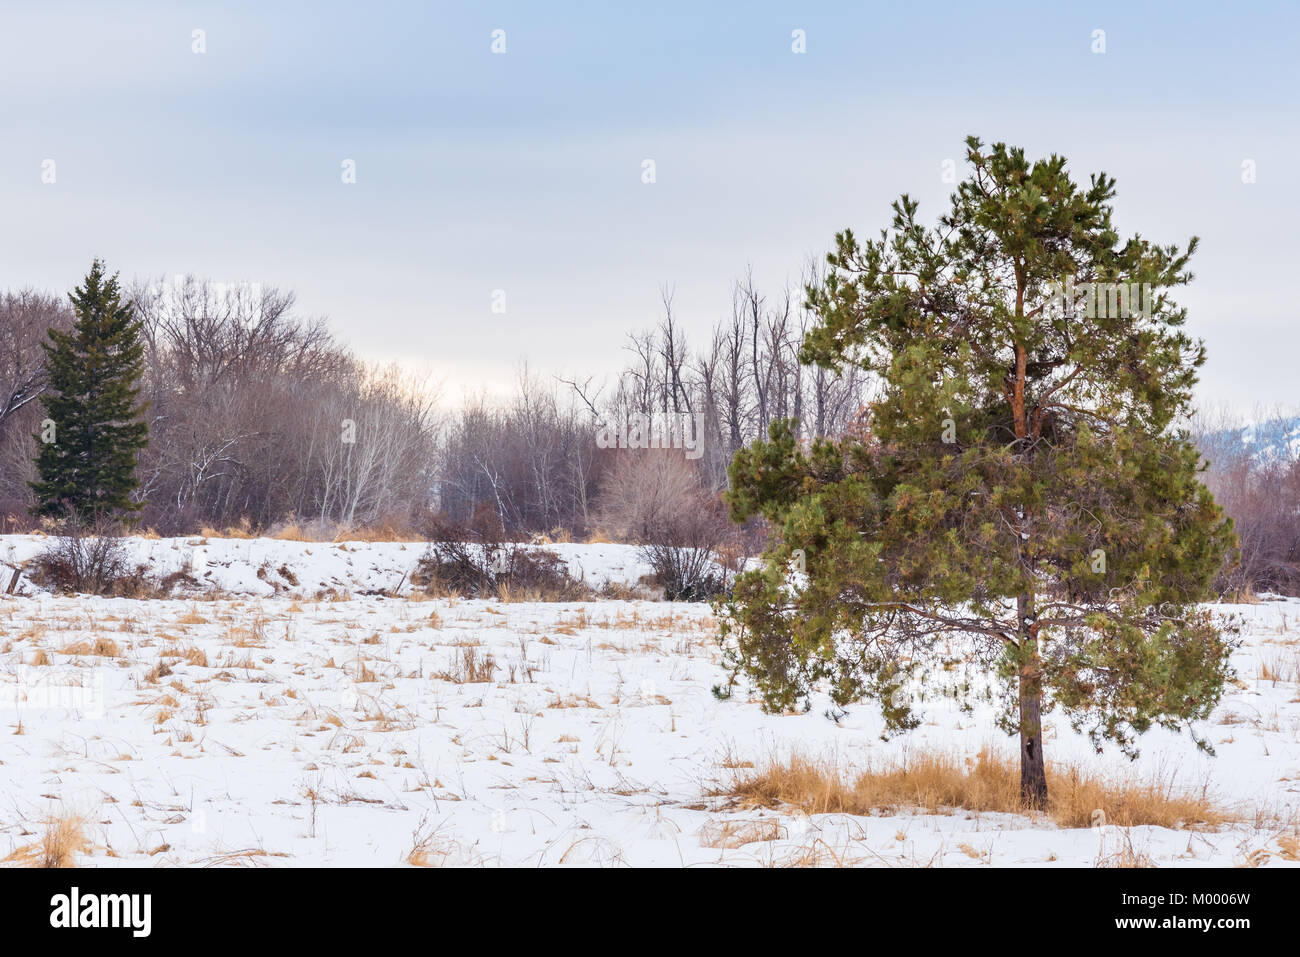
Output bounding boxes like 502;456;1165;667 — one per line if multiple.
0;535;658;598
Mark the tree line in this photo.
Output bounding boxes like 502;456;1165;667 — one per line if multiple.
1;255;1297;600
0;262;867;542
1;266;436;533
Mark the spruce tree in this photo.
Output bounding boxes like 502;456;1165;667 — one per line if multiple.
721;137;1236;807
31;259;148;523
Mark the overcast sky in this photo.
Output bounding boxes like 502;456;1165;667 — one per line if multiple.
1;1;1296;410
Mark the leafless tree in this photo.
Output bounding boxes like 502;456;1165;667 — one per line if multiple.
0;290;72;521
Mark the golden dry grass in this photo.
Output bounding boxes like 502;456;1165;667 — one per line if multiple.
1277;834;1300;861
158;645;209;668
435;645;495;683
547;693;601;710
1096;839;1157;868
404;817;481;867
195;516;423;543
1259;649;1300;685
200;523;254;540
59;637;121;657
714;748;1232;830
699;818;782;849
226;617;267;647
1;814;90;868
1226;586;1260;604
332;522;423;543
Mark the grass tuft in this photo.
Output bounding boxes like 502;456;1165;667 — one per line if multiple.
713;748;1232;830
1;814;90;868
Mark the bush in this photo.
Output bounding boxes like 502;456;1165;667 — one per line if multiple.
414;517;592;600
31;520;135;595
596;449;736;600
640;541;729;601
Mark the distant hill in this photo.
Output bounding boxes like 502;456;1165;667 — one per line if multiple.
1196;414;1300;468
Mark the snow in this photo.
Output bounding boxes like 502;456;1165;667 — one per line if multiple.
1226;415;1300;465
0;536;1297;868
0;535;657;598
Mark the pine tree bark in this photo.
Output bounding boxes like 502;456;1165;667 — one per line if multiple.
1017;593;1048;808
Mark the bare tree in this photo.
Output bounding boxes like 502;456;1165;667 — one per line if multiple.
0;289;69;435
0;290;72;521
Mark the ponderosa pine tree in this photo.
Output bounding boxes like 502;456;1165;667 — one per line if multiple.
721;137;1237;808
31;260;148;523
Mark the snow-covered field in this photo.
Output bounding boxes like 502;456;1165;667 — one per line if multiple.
1;537;1298;868
0;534;658;599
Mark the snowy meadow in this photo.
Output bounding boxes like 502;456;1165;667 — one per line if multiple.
0;537;1297;868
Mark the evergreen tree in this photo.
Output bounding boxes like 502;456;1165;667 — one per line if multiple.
31;259;148;523
721;138;1237;807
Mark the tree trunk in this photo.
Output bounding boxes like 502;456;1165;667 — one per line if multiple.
1017;593;1048;809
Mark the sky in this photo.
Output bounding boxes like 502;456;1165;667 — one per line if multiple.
1;0;1296;410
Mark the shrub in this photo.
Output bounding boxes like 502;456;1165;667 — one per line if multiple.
414;517;592;600
30;520;133;595
596;449;734;601
641;541;729;601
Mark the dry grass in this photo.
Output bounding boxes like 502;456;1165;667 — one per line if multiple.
403;816;480;866
183;646;209;667
196;516;423;543
333;522;423;543
200;523;254;540
59;637;121;657
1259;648;1300;685
547;693;601;710
1;814;91;867
496;583;551;603
1096;837;1157;868
144;661;172;683
158;645;209;668
193;848;291;866
1277;834;1300;861
765;836;882;868
713;748;1232;830
227;616;267;647
1226;586;1260;604
435;644;496;684
699;818;782;849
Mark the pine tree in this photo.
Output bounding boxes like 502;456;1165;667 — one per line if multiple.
31;259;148;523
721;137;1237;808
